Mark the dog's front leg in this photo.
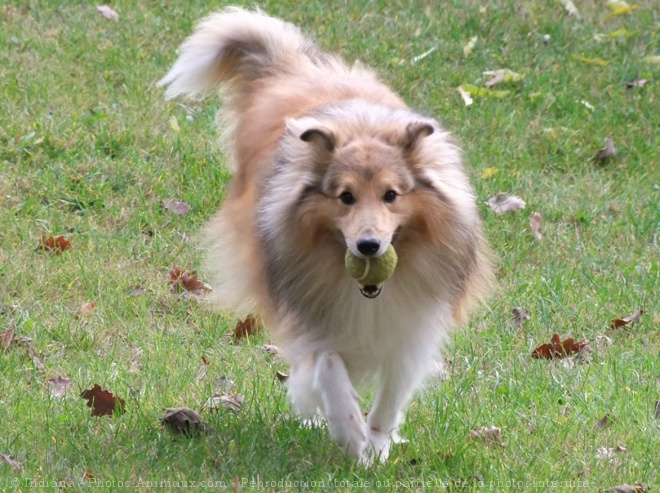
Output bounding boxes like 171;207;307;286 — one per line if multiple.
364;363;422;464
313;351;367;460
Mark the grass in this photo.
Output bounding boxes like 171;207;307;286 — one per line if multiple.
0;0;658;491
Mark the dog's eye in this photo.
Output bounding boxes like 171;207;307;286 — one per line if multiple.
339;191;355;205
383;190;398;203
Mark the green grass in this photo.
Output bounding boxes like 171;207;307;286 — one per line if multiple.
1;0;658;491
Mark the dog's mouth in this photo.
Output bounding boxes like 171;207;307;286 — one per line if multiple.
359;283;382;299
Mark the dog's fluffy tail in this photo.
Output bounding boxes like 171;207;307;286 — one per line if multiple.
158;7;323;100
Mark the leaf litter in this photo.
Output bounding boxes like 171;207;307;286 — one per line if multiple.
169;266;212;300
36;234;72;254
160;408;212;436
531;334;589;359
80;384;125;417
611;309;644;329
487;193;526;214
593;135;616;163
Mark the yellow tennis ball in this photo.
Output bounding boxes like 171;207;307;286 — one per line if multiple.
345;245;398;285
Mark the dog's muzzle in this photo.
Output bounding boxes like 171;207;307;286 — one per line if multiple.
359;283;382;299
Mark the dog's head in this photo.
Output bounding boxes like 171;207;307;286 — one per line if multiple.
280;107;469;298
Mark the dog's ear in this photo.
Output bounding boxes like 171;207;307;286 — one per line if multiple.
300;127;336;152
403;121;434;150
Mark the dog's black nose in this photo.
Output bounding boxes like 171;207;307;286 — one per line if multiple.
357;238;380;256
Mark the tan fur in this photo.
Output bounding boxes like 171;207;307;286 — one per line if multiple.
159;7;494;463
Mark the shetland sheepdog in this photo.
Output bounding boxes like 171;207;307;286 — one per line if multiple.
159;7;493;464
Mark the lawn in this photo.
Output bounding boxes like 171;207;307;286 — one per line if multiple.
1;1;658;491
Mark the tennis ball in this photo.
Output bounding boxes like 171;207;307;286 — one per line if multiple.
345;245;398;285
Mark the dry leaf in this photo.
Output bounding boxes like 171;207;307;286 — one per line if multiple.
201;355;210;365
1;325;16;353
470;426;504;446
487;193;526;214
654;401;660;420
80;384;125;417
457;86;473;106
481;167;498;180
46;376;74;398
572;55;608;67
625;79;649;88
234;314;263;339
1;454;23;472
275;370;289;383
201;393;244;413
96;5;118;21
605;485;646;493
162;199;191;216
77;301;97;319
215;376;234;393
593;135;616;163
611;309;644;329
160;407;212;436
596;445;627;459
512;307;531;329
127;285;147;297
529;212;543;240
558;0;581;19
643;56;660;64
604;4;639;19
263;344;281;357
459;83;509;99
531;333;588;359
37;234;72;254
597;414;611;429
83;469;95;480
596;333;613;351
27;346;45;372
463;36;477;57
483;69;524;87
169;266;212;299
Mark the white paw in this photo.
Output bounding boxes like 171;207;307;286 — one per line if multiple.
360;427;392;465
327;407;367;460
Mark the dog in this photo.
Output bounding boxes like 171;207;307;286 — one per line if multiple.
159;7;493;464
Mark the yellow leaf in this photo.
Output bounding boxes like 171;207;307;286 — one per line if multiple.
572;55;608;67
482;69;525;83
169;116;180;133
463;36;478;57
460;83;509;99
605;29;630;38
604;4;638;19
482;167;498;180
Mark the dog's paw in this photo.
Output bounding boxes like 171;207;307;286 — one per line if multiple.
360;427;392;466
327;409;367;460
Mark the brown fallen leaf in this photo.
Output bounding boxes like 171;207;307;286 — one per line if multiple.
80;384;125;417
1;325;16;353
263;344;281;356
626;79;649;89
77;301;97;319
201;392;244;413
531;333;588;359
487;193;526;214
160;407;212;436
597;413;611;429
511;307;531;329
27;346;45;372
201;355;210;365
605;484;646;493
654;401;660;420
529;212;543;240
96;5;118;21
592;135;616;163
234;314;263;339
37;234;72;254
1;454;23;472
611;309;644;329
168;266;212;300
83;469;95;481
215;376;234;393
162;198;191;216
470;426;504;446
46;376;74;398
